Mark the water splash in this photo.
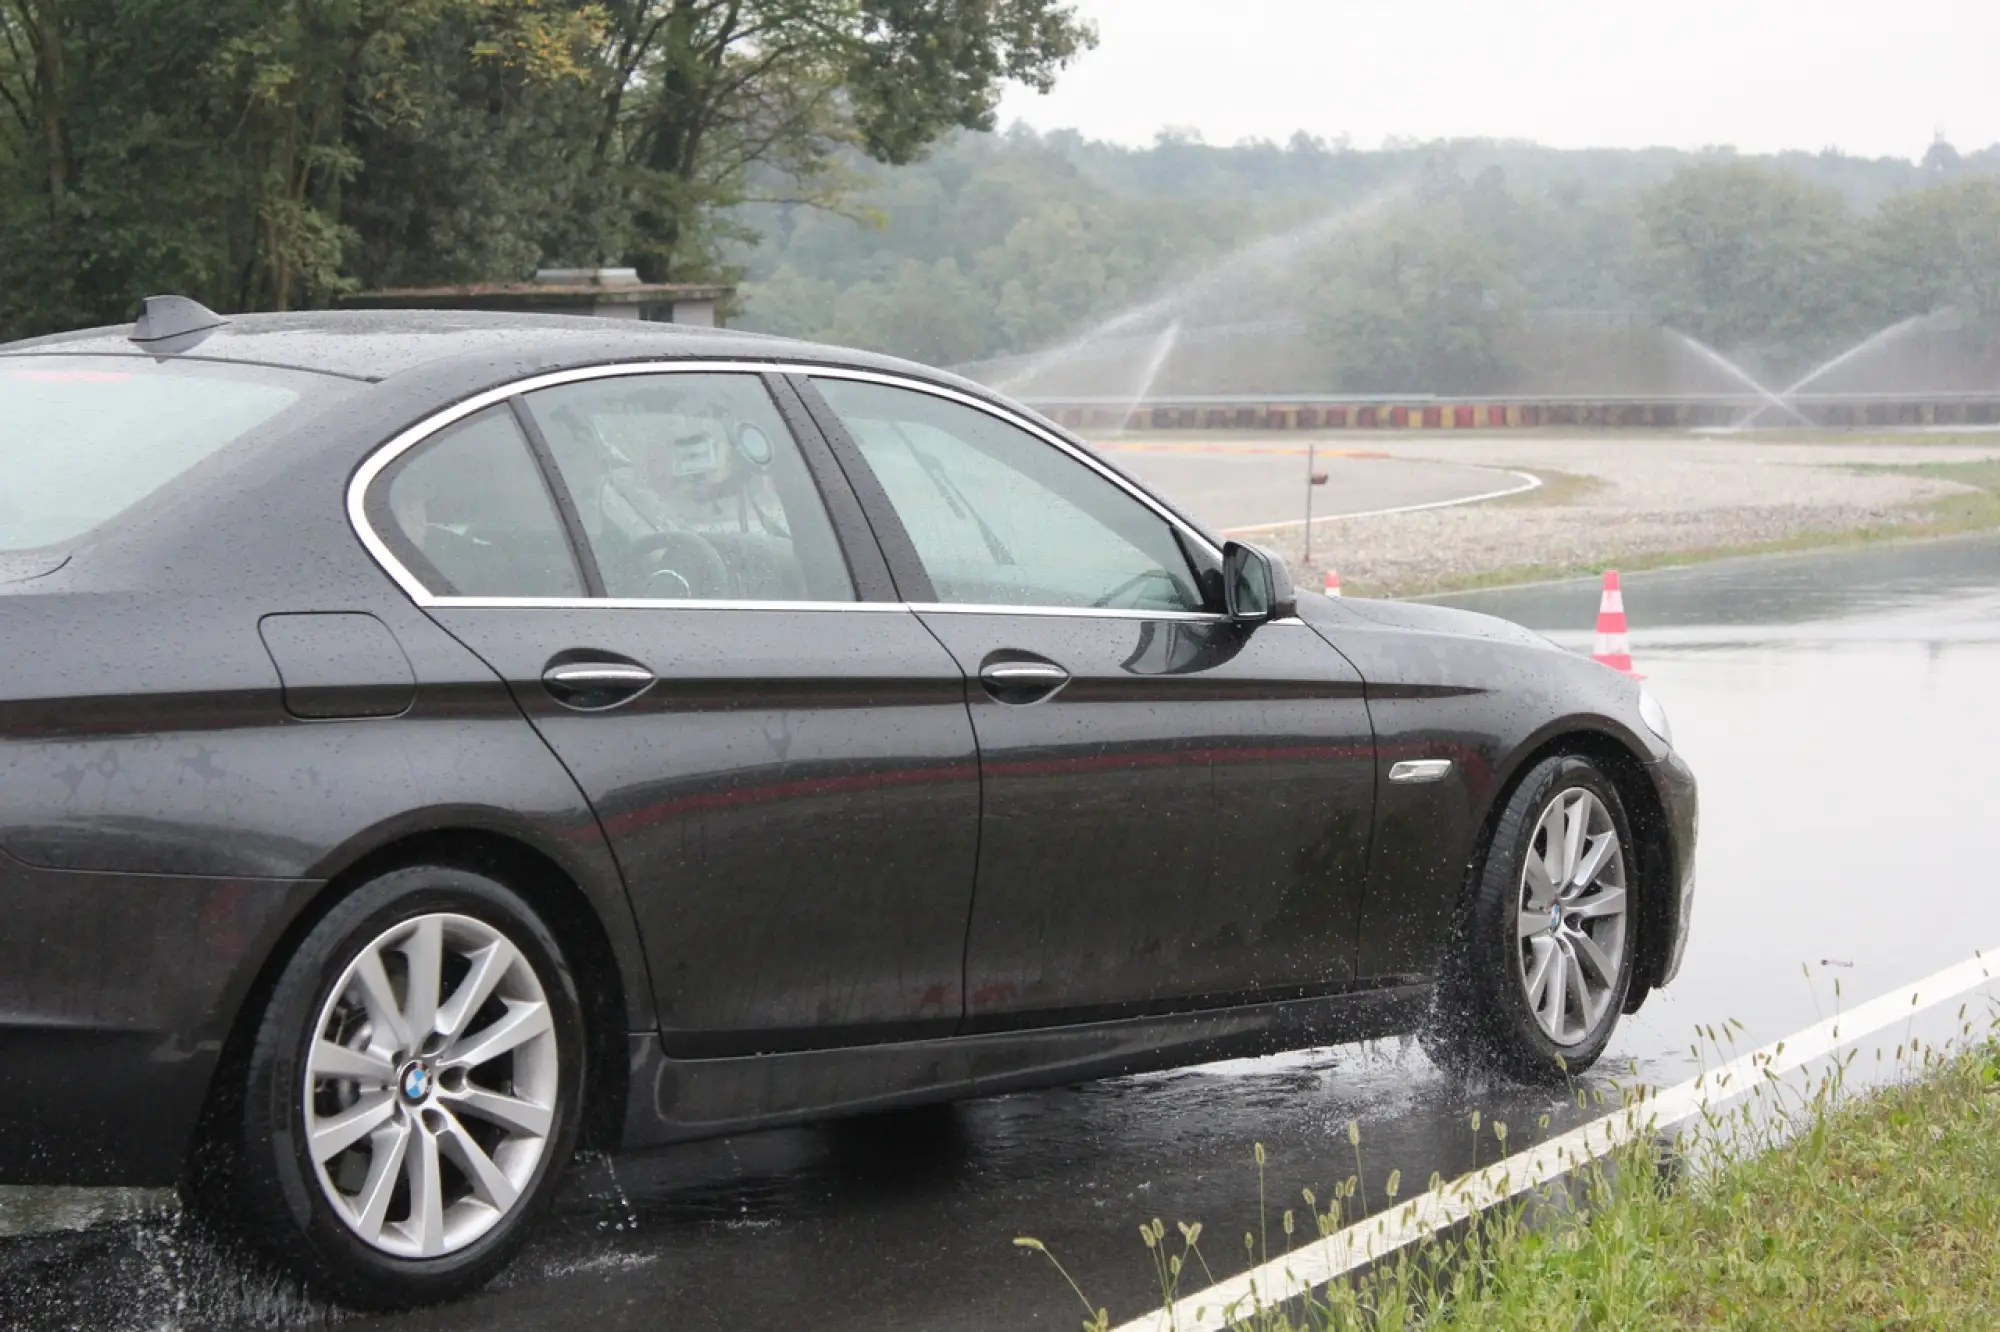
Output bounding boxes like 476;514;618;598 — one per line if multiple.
594;1149;640;1234
1671;333;1815;427
1735;314;1932;428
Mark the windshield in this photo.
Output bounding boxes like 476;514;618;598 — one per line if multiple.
0;355;341;552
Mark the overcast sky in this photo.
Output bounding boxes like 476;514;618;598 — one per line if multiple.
996;0;1999;159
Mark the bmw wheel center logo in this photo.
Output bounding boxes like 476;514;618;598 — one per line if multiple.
400;1061;432;1103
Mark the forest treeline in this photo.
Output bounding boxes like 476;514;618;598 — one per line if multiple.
0;0;1093;338
739;128;2000;386
4;1;1997;390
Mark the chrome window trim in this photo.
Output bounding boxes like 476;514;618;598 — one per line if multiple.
435;595;908;613
907;602;1223;623
432;598;1299;627
346;358;1224;612
349;360;810;607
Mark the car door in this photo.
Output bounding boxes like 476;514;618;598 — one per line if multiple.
355;368;981;1056
798;373;1376;1028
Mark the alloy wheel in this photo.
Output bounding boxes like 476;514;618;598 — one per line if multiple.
303;913;561;1258
1515;788;1629;1046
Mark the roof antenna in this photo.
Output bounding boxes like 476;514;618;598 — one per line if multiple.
130;295;229;345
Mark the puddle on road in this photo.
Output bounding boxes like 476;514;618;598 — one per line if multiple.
0;1186;171;1240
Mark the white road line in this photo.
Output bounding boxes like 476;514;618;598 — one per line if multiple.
1113;946;2000;1332
1220;471;1543;535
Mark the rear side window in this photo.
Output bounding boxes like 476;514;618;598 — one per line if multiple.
369;406;585;598
0;356;333;552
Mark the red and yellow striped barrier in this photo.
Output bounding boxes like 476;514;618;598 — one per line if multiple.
1032;397;2000;432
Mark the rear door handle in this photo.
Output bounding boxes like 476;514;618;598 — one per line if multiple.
978;659;1070;704
542;660;655;710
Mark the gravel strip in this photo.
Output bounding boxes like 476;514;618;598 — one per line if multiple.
1215;434;2000;593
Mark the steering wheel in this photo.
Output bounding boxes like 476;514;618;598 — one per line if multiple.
1091;567;1190;611
628;529;732;599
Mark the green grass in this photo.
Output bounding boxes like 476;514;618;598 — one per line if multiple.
1348;461;2000;600
1020;1034;2000;1330
1848;456;2000;492
1702;428;2000;448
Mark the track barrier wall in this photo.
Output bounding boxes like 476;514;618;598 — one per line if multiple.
1030;397;2000;432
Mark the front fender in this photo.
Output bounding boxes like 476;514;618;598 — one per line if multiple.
1297;595;1674;984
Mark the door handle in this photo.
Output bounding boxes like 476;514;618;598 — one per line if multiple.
978;659;1070;704
542;660;655;710
980;662;1069;686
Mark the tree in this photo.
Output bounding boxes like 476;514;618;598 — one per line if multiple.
1635;160;1863;372
0;0;66;236
202;0;602;309
0;0;1091;338
1867;178;2000;321
1307;201;1524;393
0;0;599;331
577;0;1096;282
823;255;987;362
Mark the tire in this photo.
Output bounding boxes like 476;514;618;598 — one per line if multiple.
1423;755;1639;1083
201;865;587;1309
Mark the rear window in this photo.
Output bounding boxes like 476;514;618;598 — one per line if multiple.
0;355;343;552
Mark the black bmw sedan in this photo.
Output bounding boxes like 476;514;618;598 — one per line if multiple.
0;299;1695;1307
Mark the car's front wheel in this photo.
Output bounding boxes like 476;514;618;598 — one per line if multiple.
202;865;587;1309
1425;755;1638;1082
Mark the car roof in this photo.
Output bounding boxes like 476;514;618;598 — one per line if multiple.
0;308;984;393
0;306;1231;571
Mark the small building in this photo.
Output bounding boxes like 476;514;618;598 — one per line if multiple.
339;267;730;326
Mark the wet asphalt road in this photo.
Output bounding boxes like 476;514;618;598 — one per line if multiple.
8;533;2000;1330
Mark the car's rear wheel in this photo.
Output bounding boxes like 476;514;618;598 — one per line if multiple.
205;865;586;1309
1424;755;1637;1082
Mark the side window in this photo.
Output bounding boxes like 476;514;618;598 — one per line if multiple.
524;373;855;602
811;379;1204;612
371;406;584;598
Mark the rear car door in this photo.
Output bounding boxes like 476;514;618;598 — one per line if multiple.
355;368;980;1055
799;373;1376;1028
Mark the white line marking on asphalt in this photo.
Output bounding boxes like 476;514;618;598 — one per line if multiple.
1113;946;2000;1332
1220;471;1543;535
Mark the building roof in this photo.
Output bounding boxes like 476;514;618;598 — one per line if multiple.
338;281;731;311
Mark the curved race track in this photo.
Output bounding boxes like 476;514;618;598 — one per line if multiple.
1092;435;1536;533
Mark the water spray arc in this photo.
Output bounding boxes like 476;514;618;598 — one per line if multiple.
1734;314;1933;429
1670;332;1814;427
1115;320;1182;431
989;187;1409;401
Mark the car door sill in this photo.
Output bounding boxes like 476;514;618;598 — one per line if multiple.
620;982;1432;1150
956;978;1390;1037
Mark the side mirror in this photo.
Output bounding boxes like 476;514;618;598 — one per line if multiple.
1222;541;1297;622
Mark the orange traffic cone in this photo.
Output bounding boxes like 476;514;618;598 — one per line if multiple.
1592;570;1641;676
1323;568;1342;597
